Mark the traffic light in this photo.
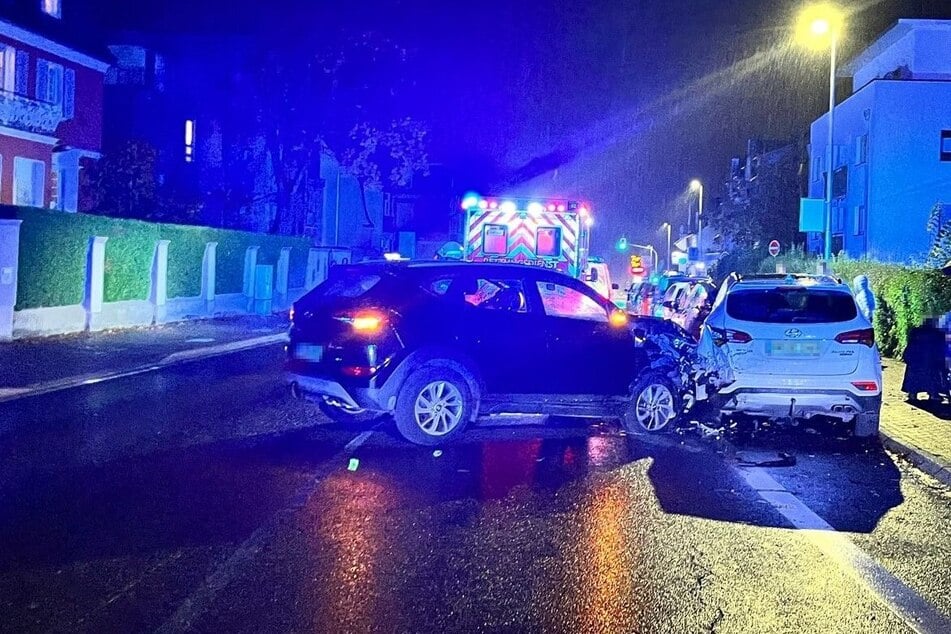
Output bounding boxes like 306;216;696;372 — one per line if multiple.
616;237;629;252
630;255;645;275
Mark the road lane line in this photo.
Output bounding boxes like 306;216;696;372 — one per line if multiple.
733;464;951;634
0;334;286;405
154;426;378;634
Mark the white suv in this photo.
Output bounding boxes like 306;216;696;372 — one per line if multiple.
698;274;882;437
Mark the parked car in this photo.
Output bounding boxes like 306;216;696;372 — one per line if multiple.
679;281;716;339
287;261;683;444
698;273;882;436
627;281;658;317
660;281;693;321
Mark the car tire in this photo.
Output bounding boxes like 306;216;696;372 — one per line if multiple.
853;411;880;438
624;373;682;434
394;365;474;445
317;398;387;426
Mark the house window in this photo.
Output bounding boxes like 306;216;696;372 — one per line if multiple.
1;47;28;94
42;0;62;19
832;165;848;199
14;157;46;208
36;60;64;105
941;130;951;162
853;205;867;236
184;119;196;162
855;134;868;165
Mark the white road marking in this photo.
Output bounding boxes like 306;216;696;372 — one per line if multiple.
0;334;286;406
154;427;377;634
733;464;951;633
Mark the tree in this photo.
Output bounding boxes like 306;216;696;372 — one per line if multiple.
237;30;430;236
706;144;803;251
926;202;951;267
85;140;158;219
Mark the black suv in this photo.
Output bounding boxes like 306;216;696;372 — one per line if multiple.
287;261;680;444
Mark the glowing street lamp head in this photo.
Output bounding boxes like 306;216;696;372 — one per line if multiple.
796;4;844;50
689;179;702;192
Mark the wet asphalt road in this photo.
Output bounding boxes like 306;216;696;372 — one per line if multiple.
0;346;950;633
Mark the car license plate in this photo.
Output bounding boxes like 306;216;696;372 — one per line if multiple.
295;344;324;362
767;340;819;357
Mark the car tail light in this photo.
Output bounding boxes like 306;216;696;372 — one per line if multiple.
851;381;879;392
334;310;386;335
342;366;377;377
835;328;874;347
710;326;752;346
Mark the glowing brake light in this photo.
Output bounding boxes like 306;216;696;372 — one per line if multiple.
851;381;879;392
710;326;752;346
335;310;385;334
835;328;874;347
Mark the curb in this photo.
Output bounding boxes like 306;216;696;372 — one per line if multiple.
0;332;288;405
879;430;951;487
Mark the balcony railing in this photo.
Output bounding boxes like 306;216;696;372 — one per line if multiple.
0;90;63;135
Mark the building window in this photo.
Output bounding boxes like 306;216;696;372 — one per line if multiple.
941;130;951;162
853;205;867;236
832;165;848;199
184;119;196;162
855;134;868;165
14;157;46;208
2;48;29;94
36;59;64;105
42;0;62;19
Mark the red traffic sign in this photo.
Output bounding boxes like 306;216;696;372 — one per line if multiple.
768;240;781;257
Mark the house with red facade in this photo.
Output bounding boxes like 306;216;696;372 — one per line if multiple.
0;0;108;212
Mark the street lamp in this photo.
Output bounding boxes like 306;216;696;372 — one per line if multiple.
689;179;703;264
797;3;845;261
660;223;672;270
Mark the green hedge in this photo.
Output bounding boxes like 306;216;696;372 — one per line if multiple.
709;244;951;357
11;207;312;310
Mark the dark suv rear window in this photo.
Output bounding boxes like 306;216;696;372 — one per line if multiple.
727;287;857;323
310;271;381;300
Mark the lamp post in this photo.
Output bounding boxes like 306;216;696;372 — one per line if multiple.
660;223;672;270
797;4;844;262
690;179;703;264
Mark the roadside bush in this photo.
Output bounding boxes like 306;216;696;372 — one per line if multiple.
11;206;312;310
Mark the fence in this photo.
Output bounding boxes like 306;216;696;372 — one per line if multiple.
0;207;348;340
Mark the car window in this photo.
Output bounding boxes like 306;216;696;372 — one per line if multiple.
536;281;608;322
676;285;692;309
308;271;381;301
726;288;858;323
465;278;528;313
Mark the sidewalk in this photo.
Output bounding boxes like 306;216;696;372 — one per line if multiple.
0;314;289;401
881;360;951;486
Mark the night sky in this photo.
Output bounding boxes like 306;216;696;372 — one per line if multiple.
90;0;949;261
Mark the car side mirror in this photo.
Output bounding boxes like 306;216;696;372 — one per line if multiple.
663;301;674;309
611;283;619;290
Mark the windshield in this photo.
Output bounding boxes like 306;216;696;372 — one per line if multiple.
726;287;858;323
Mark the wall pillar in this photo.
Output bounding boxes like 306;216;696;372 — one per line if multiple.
201;241;217;314
305;248;320;290
243;246;260;312
84;236;108;331
0;219;23;341
276;247;291;306
151;239;170;323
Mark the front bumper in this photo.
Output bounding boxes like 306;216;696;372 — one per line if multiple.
288;373;390;412
714;387;881;420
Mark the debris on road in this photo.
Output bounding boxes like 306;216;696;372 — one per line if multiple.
737;452;797;468
348;458;360;471
433;449;443;458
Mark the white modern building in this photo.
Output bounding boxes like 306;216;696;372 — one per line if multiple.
806;19;951;263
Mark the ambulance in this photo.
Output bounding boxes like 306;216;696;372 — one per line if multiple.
458;194;593;279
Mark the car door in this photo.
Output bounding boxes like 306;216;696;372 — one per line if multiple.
533;277;637;395
445;272;550;395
